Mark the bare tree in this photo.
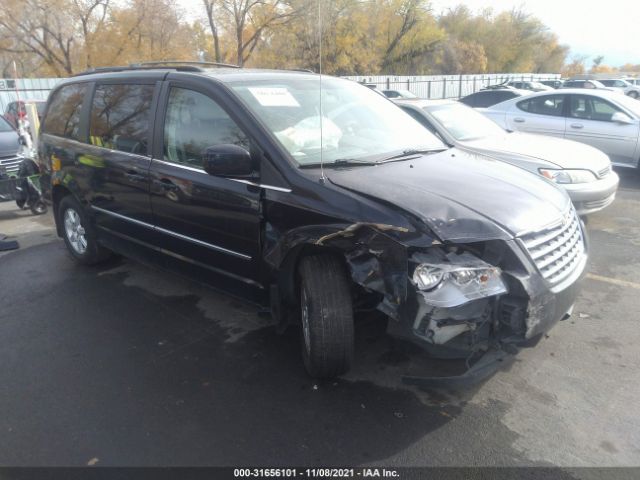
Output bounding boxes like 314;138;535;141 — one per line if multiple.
71;0;110;69
0;0;76;75
220;0;296;66
203;0;222;62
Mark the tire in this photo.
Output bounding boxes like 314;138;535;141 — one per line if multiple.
30;199;47;215
58;195;111;265
629;91;639;99
298;254;354;378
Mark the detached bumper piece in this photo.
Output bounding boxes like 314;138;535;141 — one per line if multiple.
401;346;516;388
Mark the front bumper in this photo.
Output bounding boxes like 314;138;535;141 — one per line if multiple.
563;171;619;215
387;236;587;383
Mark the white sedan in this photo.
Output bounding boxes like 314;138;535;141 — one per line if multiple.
482;89;640;168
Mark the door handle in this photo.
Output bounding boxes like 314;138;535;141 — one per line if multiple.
570;123;584;129
159;178;179;192
513;118;525;123
125;169;146;182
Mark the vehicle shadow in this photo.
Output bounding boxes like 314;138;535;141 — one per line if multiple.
0;244;503;467
614;166;640;190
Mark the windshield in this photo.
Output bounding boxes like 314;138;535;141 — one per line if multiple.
614;94;640;117
229;77;444;166
394;90;418;98
426;102;505;141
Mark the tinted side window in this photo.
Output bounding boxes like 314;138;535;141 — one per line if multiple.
89;84;154;155
163;88;249;169
42;83;87;140
517;95;564;116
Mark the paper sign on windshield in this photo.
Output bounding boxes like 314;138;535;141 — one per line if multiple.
248;87;300;107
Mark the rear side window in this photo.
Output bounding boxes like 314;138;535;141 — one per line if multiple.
517;95;564;116
89;84;154;155
42;83;87;140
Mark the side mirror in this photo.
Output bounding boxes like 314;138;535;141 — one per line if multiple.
611;112;633;125
202;144;253;178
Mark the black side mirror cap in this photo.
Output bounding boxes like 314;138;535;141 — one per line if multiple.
203;144;253;178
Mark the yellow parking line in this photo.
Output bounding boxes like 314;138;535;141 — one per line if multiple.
586;273;640;290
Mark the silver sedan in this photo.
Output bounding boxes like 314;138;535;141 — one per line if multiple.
396;98;619;216
481;89;640;168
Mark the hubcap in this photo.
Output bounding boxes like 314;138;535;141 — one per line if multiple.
301;287;311;353
64;208;87;255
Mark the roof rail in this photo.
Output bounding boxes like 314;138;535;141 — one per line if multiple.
72;60;241;77
72;64;203;77
130;60;241;69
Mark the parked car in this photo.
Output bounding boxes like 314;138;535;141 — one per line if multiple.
0;115;23;177
395;99;618;215
540;80;564;89
382;89;418;99
598;79;640;99
3;99;46;129
506;80;553;92
459;88;529;108
39;64;587;381
482;89;640;168
560;79;619;93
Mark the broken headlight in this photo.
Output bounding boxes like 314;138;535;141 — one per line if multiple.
411;251;507;308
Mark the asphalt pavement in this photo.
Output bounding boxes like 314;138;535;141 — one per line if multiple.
0;170;639;468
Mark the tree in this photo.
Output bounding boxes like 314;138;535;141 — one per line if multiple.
219;0;297;66
561;54;587;78
0;0;78;75
203;0;222;62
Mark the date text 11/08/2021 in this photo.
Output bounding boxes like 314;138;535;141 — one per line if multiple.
233;468;400;478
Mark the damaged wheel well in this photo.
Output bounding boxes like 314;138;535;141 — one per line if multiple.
276;243;349;307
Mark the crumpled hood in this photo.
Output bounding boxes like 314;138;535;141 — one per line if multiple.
0;131;20;157
461;132;611;171
328;148;570;242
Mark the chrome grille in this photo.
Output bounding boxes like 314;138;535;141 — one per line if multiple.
597;165;611;178
0;155;22;175
519;209;585;286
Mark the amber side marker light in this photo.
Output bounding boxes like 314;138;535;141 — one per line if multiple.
51;154;61;172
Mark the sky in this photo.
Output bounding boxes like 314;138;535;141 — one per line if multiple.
429;0;640;67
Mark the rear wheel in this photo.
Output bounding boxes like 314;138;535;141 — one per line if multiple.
298;254;354;378
629;91;639;99
59;195;111;265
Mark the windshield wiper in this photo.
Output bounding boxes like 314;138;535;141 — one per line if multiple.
299;158;377;168
377;148;446;163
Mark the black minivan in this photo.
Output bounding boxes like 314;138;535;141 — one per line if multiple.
39;64;587;381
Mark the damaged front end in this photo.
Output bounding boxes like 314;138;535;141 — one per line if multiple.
266;204;587;385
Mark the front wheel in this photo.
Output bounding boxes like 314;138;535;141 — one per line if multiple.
30;199;47;215
298;255;354;378
58;195;111;265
